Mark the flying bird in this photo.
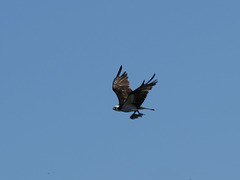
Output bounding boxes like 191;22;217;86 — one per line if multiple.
112;65;158;119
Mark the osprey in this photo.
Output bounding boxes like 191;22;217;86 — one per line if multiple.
112;65;158;119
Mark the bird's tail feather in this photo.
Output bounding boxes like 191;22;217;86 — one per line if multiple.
139;106;155;111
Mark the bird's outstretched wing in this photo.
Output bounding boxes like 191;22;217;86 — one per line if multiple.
125;74;158;108
112;65;132;105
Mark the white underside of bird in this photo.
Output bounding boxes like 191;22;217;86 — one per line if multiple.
114;104;138;112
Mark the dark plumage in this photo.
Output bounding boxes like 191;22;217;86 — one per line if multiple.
112;65;158;119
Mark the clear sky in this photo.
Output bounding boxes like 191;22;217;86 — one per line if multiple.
1;0;240;179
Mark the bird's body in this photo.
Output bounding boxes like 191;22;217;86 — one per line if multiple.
113;104;134;112
112;65;157;119
118;104;137;112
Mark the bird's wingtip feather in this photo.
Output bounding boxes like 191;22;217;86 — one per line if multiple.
116;65;123;77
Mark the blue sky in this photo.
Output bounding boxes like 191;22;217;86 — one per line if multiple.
1;0;240;179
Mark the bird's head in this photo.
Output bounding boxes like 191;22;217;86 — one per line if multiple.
113;105;120;111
